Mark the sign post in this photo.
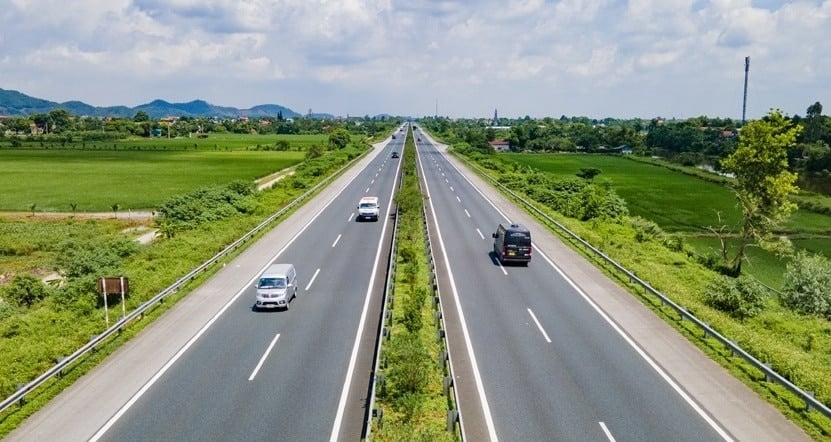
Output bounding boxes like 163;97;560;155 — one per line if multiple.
99;277;130;327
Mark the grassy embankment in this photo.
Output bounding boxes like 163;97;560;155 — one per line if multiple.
0;136;368;437
455;150;831;440
371;128;458;441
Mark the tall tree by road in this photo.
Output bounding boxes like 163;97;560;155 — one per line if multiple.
720;109;801;275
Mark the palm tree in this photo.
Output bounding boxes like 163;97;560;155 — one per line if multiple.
111;203;120;219
29;203;37;217
69;202;77;217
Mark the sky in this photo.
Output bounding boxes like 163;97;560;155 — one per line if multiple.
1;0;829;120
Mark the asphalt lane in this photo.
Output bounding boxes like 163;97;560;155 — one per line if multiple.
96;134;405;441
6;131;406;442
415;136;727;441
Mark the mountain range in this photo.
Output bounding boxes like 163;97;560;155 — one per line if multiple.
0;88;325;119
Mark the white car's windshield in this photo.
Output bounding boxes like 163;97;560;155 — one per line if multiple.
259;277;287;289
360;203;376;209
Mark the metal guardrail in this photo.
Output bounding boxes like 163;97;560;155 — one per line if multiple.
0;149;371;416
422;202;464;438
365;205;399;439
459;156;831;421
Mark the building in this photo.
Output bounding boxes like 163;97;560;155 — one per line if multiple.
489;140;511;152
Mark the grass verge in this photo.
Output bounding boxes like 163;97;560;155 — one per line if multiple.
370;128;458;441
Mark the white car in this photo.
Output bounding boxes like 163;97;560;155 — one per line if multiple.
357;196;380;221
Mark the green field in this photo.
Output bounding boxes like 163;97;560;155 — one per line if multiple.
501;153;831;235
0;149;305;211
0;133;330;152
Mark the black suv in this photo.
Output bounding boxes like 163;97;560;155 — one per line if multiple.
391;151;400;158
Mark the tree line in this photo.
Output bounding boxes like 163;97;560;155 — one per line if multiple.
0;109;402;140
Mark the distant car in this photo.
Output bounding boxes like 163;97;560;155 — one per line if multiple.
417;137;422;142
392;134;396;139
391;151;399;158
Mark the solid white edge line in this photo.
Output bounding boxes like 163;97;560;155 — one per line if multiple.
332;233;342;248
305;268;320;291
248;334;281;381
419;143;499;441
476;228;484;240
328;142;403;442
437;148;734;442
599;421;616;442
90;146;379;442
527;309;552;343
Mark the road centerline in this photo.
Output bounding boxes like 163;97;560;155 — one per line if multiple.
248;334;281;381
332;233;342;247
527;309;552;343
599;422;616;441
305;268;320;291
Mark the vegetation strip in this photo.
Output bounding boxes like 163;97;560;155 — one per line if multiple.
370;127;459;441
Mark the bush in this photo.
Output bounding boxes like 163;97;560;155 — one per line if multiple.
630;216;664;243
2;275;51;308
703;275;768;320
780;251;831;319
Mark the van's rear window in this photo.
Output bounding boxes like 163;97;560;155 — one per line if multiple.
506;233;531;246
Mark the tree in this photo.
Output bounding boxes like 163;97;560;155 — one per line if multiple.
719;109;801;275
133;111;151;122
576;168;601;182
111;203;120;218
328;128;351;150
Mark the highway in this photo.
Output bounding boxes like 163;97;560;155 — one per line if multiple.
413;128;809;442
6;129;406;442
6;125;810;442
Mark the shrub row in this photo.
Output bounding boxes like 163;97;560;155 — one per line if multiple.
372;130;457;441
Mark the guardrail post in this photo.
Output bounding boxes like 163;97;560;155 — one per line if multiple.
372;407;384;428
807;391;815;411
764;363;773;382
56;357;66;378
437;329;445;342
439;350;448;369
16;384;26;406
443;376;454;396
447;409;459;432
435;311;442;327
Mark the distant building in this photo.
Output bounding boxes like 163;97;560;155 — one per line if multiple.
489;140;511;152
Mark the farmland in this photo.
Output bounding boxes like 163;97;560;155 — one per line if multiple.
498;152;831;287
0;135;324;212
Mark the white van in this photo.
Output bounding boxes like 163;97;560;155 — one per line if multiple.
254;263;297;311
357;196;380;221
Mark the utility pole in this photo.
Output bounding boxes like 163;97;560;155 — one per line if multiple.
742;56;750;126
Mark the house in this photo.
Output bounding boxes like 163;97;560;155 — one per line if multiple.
489;140;511;152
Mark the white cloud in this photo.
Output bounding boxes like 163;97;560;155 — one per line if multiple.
0;0;829;118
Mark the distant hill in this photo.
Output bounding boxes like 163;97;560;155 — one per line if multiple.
0;88;303;119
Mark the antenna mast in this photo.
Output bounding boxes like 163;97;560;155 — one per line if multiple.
742;56;750;125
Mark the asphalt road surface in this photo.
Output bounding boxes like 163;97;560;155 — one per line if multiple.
413;127;809;442
6;129;407;442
